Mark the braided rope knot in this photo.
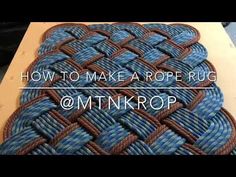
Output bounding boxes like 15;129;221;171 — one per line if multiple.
1;23;236;155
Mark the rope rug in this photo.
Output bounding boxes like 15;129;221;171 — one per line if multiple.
1;22;236;155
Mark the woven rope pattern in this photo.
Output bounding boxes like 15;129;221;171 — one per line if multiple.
1;23;236;155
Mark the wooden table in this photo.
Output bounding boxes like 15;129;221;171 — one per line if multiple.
0;22;236;143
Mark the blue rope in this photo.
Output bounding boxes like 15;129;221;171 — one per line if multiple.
1;23;235;155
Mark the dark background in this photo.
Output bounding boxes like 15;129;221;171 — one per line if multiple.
0;22;29;66
0;22;29;81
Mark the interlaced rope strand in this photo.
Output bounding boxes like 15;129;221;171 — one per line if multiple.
0;23;236;155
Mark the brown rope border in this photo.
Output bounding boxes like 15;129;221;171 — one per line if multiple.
3;23;236;155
